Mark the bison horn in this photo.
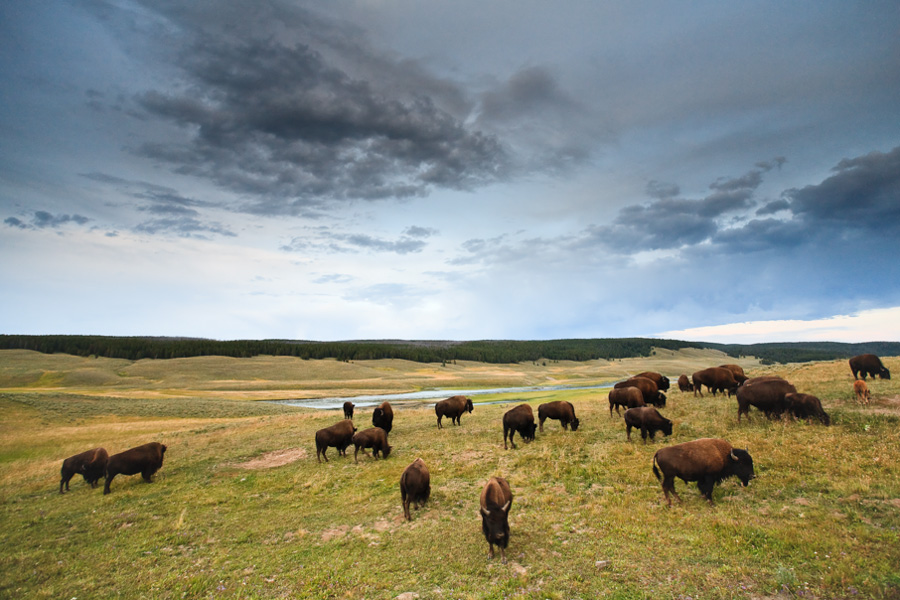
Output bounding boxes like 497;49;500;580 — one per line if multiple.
480;507;490;517
730;451;738;461
501;500;511;513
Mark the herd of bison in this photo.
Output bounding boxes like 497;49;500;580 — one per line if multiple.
58;353;890;563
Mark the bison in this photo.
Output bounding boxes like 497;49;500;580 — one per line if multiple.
435;395;473;428
785;393;831;425
479;476;513;563
537;400;580;432
351;427;391;462
502;404;537;449
343;401;355;420
692;367;739;397
677;374;694;393
372;401;394;434
608;386;645;416
400;458;430;521
315;419;358;463
614;376;666;407
635;371;671;391
624;407;673;443
718;364;750;384
103;442;167;495
850;354;891;380
853;379;871;405
60;447;108;494
652;438;754;506
736;377;796;422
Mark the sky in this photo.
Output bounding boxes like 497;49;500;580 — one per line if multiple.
2;1;900;344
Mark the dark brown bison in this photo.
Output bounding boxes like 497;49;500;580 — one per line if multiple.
692;367;739;397
614;376;666;407
103;442;167;495
849;354;891;380
343;401;355;420
652;438;755;506
608;386;645;416
480;477;513;563
351;427;392;462
677;374;694;393
785;393;831;426
60;447;108;493
372;401;394;434
400;458;430;521
718;364;750;384
736;377;796;422
435;395;473;428
502;404;537;449
315;419;358;463
624;407;672;443
635;371;670;391
537;400;580;432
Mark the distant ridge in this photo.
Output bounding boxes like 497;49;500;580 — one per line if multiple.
2;335;899;365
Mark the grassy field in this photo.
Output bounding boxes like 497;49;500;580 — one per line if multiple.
1;350;899;599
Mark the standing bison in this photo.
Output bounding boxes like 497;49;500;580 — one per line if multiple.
849;354;891;380
785;393;831;425
677;374;694;393
614;377;666;407
635;371;671;391
400;458;430;521
103;442;167;495
343;401;355;420
60;447;108;493
736;377;796;422
537;401;580;432
718;364;749;384
372;401;394;434
692;367;739;397
479;477;513;563
351;427;392;462
652;438;754;506
315;419;358;463
624;407;672;443
608;386;645;416
435;395;473;428
502;404;537;449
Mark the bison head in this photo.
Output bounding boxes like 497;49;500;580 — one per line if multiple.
382;444;392;459
728;448;755;486
465;398;474;413
880;367;891;380
522;422;537;443
656;392;667;407
570;417;581;431
661;418;673;437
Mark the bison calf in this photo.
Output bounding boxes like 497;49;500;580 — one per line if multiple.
624;407;672;443
480;477;513;563
677;374;694;393
537;400;579;432
351;427;392;463
372;401;394;434
60;447;108;494
652;438;754;506
502;404;537;449
315;419;358;463
103;442;166;495
609;386;645;417
400;458;430;521
853;379;871;405
435;395;473;428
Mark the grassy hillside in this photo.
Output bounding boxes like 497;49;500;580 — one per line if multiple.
1;352;898;599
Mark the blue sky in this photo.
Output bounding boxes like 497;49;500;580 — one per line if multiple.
2;1;899;343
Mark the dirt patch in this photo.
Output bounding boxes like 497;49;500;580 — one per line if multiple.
236;447;307;469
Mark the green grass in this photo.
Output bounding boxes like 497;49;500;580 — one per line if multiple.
1;352;898;598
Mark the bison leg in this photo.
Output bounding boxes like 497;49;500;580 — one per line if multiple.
625;424;632;441
662;475;681;507
641;427;649;443
103;473;115;495
487;542;495;560
538;417;545;433
499;547;507;564
141;469;154;482
698;476;716;504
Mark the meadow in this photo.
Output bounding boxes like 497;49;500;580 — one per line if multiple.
0;349;898;599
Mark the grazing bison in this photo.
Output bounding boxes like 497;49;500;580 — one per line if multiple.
736;377;796;422
103;442;166;495
692;367;739;397
614;377;666;407
608;386;645;416
372;401;394;434
315;419;358;463
624;407;673;442
677;374;694;393
502;404;537;449
853;379;871;405
652;438;754;506
400;458;431;521
635;371;671;392
351;427;391;462
785;393;831;425
343;401;355;420
60;447;108;494
850;354;891;380
719;364;750;384
537;400;580;432
479;477;513;563
435;395;474;428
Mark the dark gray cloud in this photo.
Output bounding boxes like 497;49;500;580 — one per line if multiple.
756;199;790;216
403;226;438;238
5;211;91;230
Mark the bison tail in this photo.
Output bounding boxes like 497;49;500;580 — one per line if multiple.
652;453;662;481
